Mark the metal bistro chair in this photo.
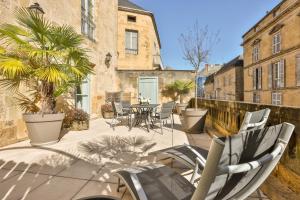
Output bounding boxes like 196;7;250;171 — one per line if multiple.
111;101;131;131
115;122;294;200
151;102;176;134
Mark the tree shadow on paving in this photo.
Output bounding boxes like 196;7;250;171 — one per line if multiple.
78;135;157;165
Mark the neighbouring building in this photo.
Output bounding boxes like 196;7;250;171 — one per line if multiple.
117;0;163;70
204;56;244;101
243;0;300;106
197;64;222;97
116;0;194;104
0;0;119;146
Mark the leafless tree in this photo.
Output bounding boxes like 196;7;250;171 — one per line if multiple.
179;23;219;110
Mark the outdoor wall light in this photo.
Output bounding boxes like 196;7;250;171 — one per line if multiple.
28;3;45;15
105;53;112;68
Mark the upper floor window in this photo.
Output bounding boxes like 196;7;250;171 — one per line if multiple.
253;67;262;90
81;0;95;40
272;32;281;54
125;30;138;55
127;15;136;22
268;60;285;89
252;44;260;63
272;92;282;105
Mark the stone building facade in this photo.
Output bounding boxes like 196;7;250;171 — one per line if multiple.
117;0;163;70
0;0;118;146
204;56;244;101
243;0;300;106
197;64;222;97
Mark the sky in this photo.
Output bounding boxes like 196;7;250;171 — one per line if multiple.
130;0;282;70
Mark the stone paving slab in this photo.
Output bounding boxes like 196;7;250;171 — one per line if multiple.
0;116;269;200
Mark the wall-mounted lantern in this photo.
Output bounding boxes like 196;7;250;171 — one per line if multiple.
105;53;112;68
28;3;45;15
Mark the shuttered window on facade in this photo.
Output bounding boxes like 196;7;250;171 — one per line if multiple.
268;60;285;89
253;67;262;90
272;92;282;105
297;55;300;86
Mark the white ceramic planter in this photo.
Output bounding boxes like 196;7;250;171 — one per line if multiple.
23;113;65;146
176;103;188;115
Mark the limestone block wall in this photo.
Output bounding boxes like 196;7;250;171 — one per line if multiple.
189;98;300;195
0;0;118;146
116;70;195;104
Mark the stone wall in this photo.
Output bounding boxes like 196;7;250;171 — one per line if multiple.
117;8;161;70
0;0;118;147
189;98;300;196
243;0;300;106
116;70;195;104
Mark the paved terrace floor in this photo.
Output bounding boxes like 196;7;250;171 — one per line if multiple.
0;115;269;200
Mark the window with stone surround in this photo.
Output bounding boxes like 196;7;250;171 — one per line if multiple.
125;30;138;55
272;32;281;54
81;0;95;40
272;92;282;105
268;60;285;89
252;44;260;63
253;67;262;90
296;55;300;86
253;92;260;103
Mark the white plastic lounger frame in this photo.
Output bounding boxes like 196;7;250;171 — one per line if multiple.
238;108;271;133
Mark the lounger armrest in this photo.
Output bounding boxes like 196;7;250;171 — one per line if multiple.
190;157;203;183
186;145;207;167
217;141;286;175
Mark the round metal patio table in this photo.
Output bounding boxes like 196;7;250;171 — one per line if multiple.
130;104;160;132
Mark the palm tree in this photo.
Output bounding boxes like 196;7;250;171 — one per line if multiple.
163;80;194;103
0;8;93;114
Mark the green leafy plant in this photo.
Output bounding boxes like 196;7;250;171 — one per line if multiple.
0;8;93;114
163;80;194;103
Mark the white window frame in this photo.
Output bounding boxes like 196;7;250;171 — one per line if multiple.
272;92;282;105
272;60;285;89
272;32;281;54
81;0;95;40
296;55;300;86
125;30;138;55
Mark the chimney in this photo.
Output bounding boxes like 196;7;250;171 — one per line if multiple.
205;64;209;72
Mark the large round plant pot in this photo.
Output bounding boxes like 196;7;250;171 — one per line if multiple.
176;103;188;115
23;113;65;146
182;108;207;134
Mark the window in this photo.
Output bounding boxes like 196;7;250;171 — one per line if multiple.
125;30;138;55
81;0;95;40
296;55;300;86
253;92;260;103
127;15;136;22
269;60;285;89
253;67;262;90
272;92;282;105
252;44;260;63
272;32;281;54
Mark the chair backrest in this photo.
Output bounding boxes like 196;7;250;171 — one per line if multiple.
192;122;295;200
238;108;271;134
160;101;176;119
112;101;123;115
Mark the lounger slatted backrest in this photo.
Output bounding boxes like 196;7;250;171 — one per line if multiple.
238;108;271;133
192;122;294;200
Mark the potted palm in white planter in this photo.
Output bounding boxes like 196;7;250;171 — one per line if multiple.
0;8;93;146
163;80;194;114
179;24;219;133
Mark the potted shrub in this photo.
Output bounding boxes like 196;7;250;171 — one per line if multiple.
101;104;114;119
163;80;194;114
0;8;93;145
64;108;89;131
179;24;219;133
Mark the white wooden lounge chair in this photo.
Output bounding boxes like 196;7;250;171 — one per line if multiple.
115;122;294;200
149;108;271;171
